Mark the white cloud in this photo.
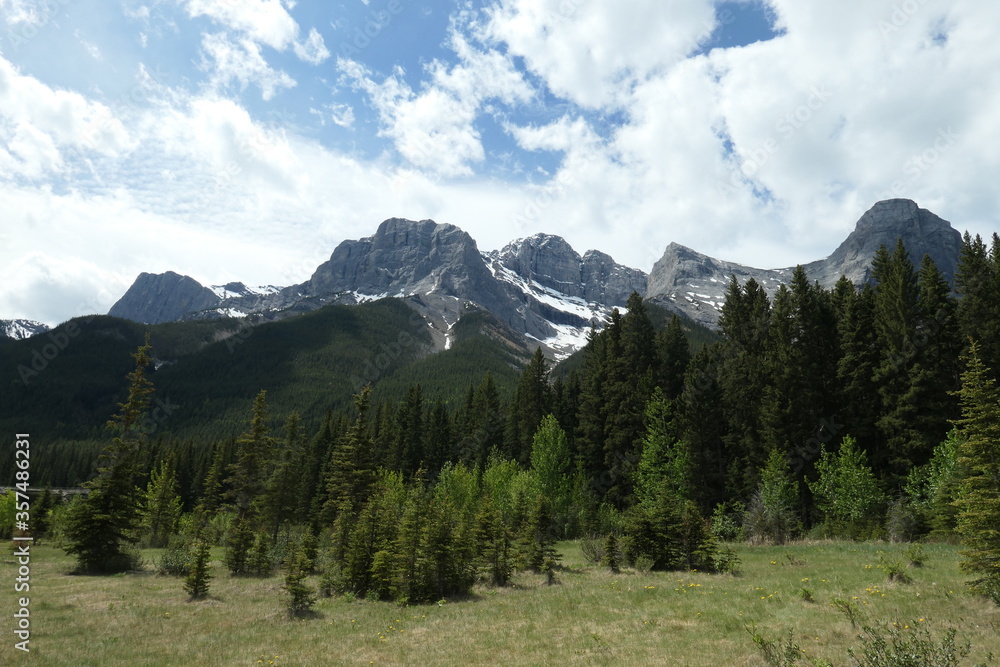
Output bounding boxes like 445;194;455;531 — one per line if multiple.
199;32;296;100
482;0;718;109
338;28;533;177
0;57;133;178
183;0;298;51
293;27;330;64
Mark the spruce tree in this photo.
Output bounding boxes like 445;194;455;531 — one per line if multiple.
262;412;305;540
184;540;212;599
956;232;1000;379
529;415;572;530
140;454;182;548
64;336;154;573
283;540;317;617
656;314;691;401
952;342;1000;602
505;348;552;465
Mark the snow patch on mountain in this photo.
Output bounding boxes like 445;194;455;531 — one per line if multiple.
1;319;51;340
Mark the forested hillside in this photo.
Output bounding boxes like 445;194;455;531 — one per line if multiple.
6;233;1000;612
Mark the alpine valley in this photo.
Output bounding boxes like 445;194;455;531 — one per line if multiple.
0;198;970;477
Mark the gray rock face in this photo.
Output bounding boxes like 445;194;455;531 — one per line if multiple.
307;218;501;304
0;319;50;340
106;199;965;354
647;198;963;327
109;271;221;324
581;250;648;307
803;199;962;287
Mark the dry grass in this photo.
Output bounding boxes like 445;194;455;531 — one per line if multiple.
2;540;998;665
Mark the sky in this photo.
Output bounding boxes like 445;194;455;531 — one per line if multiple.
0;0;997;327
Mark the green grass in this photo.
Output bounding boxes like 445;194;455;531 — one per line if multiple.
3;541;998;665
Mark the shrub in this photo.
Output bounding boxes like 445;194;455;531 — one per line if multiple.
877;552;913;584
156;540;193;576
848;622;976;667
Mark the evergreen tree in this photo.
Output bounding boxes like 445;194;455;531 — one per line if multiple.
460;373;504;469
837;283;881;451
956;232;1000;379
184;540;213;600
952;343;1000;602
505;348;552;465
64;336;153;573
322;387;376;520
283;539;317;617
871;241;923;480
262;412;306;540
633;388;690;508
140;454;182;548
227;390;276;520
743;449;800;545
809;436;886;539
602;294;658;506
424;396;454;473
529;415;572;531
656;314;691;401
391;384;425;475
474;495;513;586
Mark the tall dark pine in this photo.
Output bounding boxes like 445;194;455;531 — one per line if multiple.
391;384;425;476
64;336;154;573
871;240;922;481
323;387;376;520
602;293;657;507
956;232;1000;380
227;390;276;522
907;254;962;459
836;283;881;451
656;315;691;401
576;323;610;495
718;278;771;499
505;347;553;466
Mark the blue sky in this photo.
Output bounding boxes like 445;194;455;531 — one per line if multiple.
1;0;997;325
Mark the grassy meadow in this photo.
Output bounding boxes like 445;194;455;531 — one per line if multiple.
3;540;998;666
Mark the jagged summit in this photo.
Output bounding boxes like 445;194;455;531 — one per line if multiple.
645;198;963;326
103;200;967;356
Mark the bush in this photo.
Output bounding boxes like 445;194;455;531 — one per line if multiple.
711;502;746;542
905;544;927;568
877;552;913;584
849;622;976;666
743;489;798;546
886;498;924;543
156;540;193;576
580;535;606;564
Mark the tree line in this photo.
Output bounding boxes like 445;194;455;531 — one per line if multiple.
17;232;1000;609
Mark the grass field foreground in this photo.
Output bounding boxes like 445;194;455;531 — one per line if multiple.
2;540;998;665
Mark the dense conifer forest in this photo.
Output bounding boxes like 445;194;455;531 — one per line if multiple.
5;232;1000;610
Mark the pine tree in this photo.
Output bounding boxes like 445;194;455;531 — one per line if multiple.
505;348;552;465
474;495;513;586
956;232;1000;380
529;415;572;531
656;315;691;401
227;390;276;520
141;454;182;548
952;342;1000;602
871;241;923;480
262;412;305;540
64;336;154;573
744;449;800;545
634;388;690;508
809;436;886;539
184;540;213;600
837;283;881;452
391;384;424;475
283;540;317;617
322;387;376;518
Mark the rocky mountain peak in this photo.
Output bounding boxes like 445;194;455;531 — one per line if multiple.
108;271;221;324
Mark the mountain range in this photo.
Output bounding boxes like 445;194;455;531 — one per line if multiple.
94;198;961;359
